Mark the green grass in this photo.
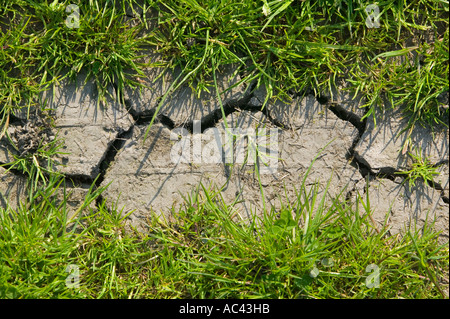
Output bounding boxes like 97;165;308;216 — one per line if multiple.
0;165;448;298
0;0;449;299
396;147;443;190
147;0;449;126
0;139;448;298
1;0;448;132
0;0;150;124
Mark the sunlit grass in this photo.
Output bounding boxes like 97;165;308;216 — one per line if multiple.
0;165;447;298
0;0;448;299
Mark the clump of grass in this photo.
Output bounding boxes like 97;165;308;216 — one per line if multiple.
1;0;448;149
30;0;150;104
1;166;447;299
148;2;448;99
0;0;152;126
144;181;448;299
0;12;42;131
395;147;442;191
0;173;104;298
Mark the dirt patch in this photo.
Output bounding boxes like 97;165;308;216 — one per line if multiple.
1;53;448;243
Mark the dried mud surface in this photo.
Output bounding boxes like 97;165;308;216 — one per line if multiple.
1;54;448;243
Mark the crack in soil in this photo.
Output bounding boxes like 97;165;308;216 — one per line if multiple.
95;126;134;188
312;94;372;181
5;113;27;126
122;81;291;133
3;82;448;211
314;93;449;203
127;106;175;129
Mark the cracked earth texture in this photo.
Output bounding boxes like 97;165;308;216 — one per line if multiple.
1;53;448;243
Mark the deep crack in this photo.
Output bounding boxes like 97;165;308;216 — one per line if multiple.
317;93;450;203
183;100;237;133
119;80;295;134
4;81;446;212
95;126;134;188
7;113;27;126
126;106;175;129
240;100;291;129
326;102;366;135
312;93;372;180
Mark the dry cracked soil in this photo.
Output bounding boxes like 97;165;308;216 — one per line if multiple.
1;53;449;244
